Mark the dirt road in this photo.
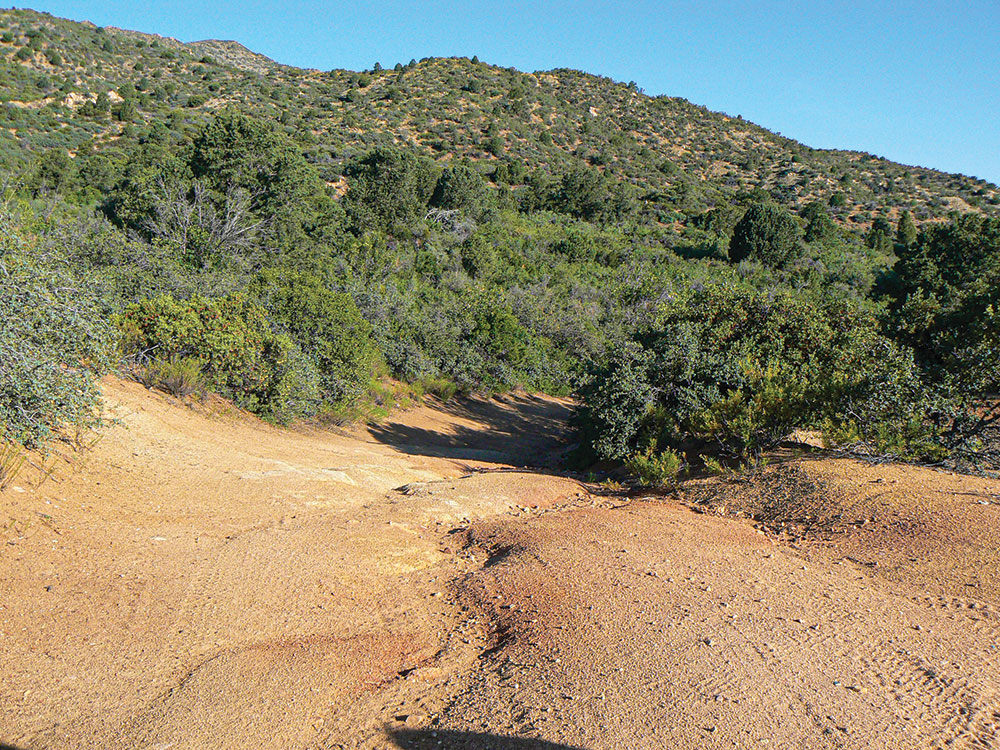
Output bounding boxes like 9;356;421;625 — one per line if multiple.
2;379;999;749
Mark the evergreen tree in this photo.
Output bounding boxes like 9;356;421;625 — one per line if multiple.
866;216;894;255
342;147;437;236
896;210;918;249
430;162;493;220
728;202;803;266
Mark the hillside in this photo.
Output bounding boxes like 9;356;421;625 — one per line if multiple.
0;7;996;226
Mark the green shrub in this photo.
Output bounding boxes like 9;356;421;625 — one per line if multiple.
341;146;437;236
458;289;555;392
891;215;1000;392
728;202;803;267
578;284;929;465
625;445;682;488
133;355;207;398
250;268;379;403
430;162;494;220
0;209;115;447
119;293;320;421
108;111;338;261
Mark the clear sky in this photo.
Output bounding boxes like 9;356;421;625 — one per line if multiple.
25;1;1000;184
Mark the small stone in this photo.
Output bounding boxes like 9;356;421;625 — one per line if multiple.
395;713;426;727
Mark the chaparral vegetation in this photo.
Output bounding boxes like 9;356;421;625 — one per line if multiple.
2;8;998;481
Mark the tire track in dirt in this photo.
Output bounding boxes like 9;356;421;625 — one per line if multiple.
411;502;1000;749
6;380;1000;749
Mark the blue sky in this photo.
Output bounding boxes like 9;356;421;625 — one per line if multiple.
28;1;1000;184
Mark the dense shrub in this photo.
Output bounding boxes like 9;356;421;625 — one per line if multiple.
551;167;610;221
119;293;321;421
578;284;931;467
0;208;115;446
341;146;437;236
107;111;338;267
891;215;1000;392
728;202;803;266
429;162;494;220
250;268;380;403
188;110;337;248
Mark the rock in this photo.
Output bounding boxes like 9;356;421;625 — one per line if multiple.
395;713;426;727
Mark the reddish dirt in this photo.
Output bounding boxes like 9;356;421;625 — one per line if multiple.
2;379;1000;749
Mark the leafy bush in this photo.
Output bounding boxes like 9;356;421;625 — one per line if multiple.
551;167;611;221
106;111;338;266
188;110;337;248
728;202;803;267
119;293;321;421
250;268;379;403
578;284;930;465
0;208;116;446
0;203;115;447
625;445;682;488
457;289;559;392
891;215;1000;391
430;162;493;216
341;146;437;236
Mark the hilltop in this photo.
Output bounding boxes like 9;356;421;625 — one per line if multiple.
0;7;996;226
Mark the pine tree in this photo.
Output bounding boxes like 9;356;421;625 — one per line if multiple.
896;210;918;248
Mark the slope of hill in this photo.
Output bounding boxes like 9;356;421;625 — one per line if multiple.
186;39;287;75
0;7;995;226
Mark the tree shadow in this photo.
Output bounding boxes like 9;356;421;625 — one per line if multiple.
671;241;726;261
2;744;27;750
387;728;586;749
367;393;576;468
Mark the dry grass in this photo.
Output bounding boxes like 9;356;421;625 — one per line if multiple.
0;440;26;491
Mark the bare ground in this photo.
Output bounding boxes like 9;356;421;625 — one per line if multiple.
2;379;1000;749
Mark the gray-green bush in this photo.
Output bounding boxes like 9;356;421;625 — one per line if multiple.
0;204;116;446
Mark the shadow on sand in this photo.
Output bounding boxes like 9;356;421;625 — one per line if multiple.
387;728;586;750
367;393;576;468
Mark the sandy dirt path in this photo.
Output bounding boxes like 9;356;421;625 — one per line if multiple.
3;378;1000;749
0;379;579;748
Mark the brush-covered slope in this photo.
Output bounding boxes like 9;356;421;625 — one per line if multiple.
0;7;995;225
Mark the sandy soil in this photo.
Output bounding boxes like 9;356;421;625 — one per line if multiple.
2;379;999;749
